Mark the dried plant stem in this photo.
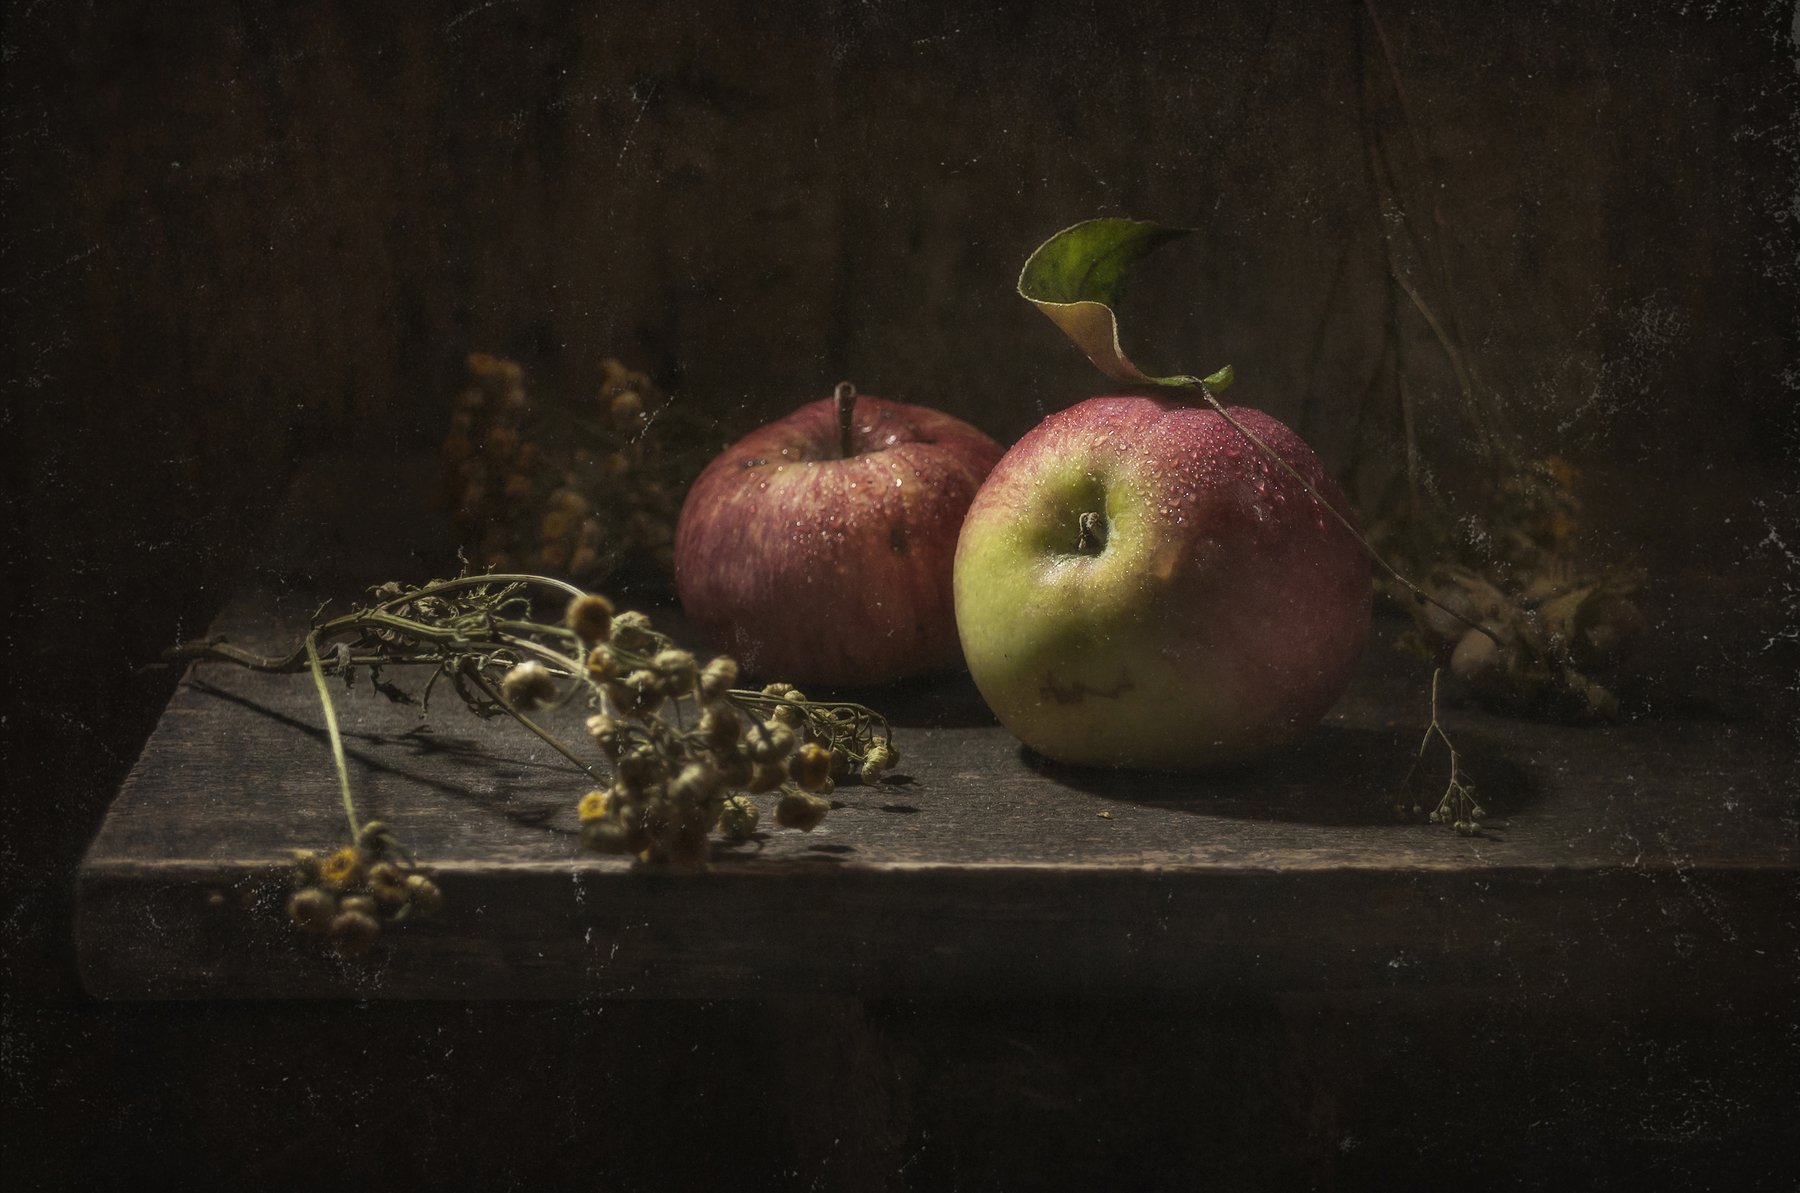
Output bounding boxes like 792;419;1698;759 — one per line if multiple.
1194;382;1504;649
463;665;605;782
1399;669;1485;833
1358;0;1519;474
305;631;361;839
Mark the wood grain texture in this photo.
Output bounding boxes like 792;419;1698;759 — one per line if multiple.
77;456;1799;1002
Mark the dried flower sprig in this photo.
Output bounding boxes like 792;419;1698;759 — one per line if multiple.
287;821;443;956
1395;669;1488;836
162;572;900;945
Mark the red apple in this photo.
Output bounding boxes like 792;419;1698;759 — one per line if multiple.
953;395;1370;768
675;388;1005;686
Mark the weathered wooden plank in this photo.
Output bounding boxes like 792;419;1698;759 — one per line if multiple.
76;455;1799;1001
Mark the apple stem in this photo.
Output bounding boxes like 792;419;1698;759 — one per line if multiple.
1194;383;1505;651
834;381;857;460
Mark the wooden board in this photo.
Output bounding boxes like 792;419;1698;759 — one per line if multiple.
77;456;1799;1003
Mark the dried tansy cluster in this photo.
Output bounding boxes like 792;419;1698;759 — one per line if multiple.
287;821;443;957
1371;456;1646;721
163;573;899;953
532;592;900;866
443;354;705;586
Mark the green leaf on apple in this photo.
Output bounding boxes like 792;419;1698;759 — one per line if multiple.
1017;218;1233;393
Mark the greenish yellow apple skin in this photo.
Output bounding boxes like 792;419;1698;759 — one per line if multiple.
953;396;1370;769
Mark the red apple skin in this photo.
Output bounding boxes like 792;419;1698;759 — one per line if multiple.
675;394;1005;686
954;396;1371;769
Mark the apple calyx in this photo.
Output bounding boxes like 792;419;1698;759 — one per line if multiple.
1075;511;1107;555
833;380;857;460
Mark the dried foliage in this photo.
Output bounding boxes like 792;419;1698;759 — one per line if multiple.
163;572;899;953
442;354;710;588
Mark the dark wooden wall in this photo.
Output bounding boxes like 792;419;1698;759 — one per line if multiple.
5;1;1796;1187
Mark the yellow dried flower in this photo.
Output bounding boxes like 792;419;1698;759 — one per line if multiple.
319;847;364;892
792;743;834;792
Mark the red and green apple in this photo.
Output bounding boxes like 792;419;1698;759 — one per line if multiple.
953;395;1370;769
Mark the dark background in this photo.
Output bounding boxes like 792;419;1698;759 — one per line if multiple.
4;1;1796;1188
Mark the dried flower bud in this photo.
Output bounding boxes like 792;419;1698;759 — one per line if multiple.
340;894;378;919
610;611;657;652
772;693;808;727
792;743;834;792
287;887;336;935
329;910;382;956
610;388;645;424
578;788;614;823
716;794;760;841
617;745;664;788
608;670;665;717
746;760;789;793
291;849;323;885
586;644;623;683
501;661;560;710
356;821;395;854
368;862;408;910
586;713;627;759
746;720;795;763
652;649;698;690
698;657;739;703
860;743;894;785
699;706;742;752
404;874;444;917
775;790;832;832
566;593;615;643
670;763;723;805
